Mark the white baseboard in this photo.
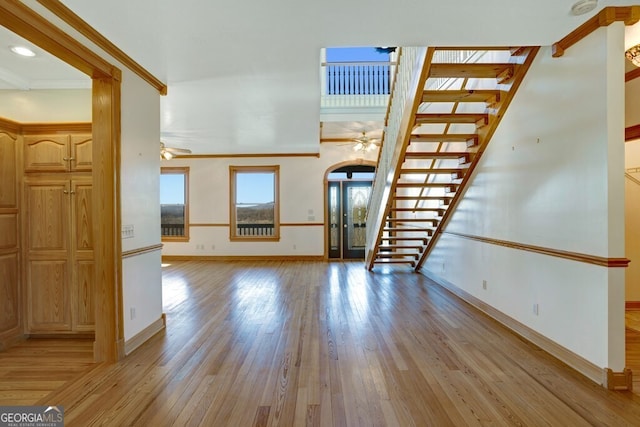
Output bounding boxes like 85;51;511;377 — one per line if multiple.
421;269;604;385
124;313;166;356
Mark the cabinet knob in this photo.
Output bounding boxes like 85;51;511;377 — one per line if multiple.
63;157;76;161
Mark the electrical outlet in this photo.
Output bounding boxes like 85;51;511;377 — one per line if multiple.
293;244;297;250
130;307;136;320
482;280;487;290
533;303;539;315
442;263;445;272
211;244;215;250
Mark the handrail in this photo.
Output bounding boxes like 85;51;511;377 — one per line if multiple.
626;172;640;186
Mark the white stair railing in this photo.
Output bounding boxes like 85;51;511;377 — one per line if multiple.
365;47;427;258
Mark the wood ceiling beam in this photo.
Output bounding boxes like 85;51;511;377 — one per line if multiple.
552;6;640;58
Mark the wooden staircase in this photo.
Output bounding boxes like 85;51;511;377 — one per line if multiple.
366;47;539;271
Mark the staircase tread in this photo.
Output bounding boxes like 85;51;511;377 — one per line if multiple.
404;151;469;156
384;227;434;232
373;259;416;265
389;207;445;211
422;89;501;103
377;253;420;258
392;196;453;201
385;218;440;223
396;182;457;188
429;63;514;78
410;133;478;141
381;236;429;240
415;113;489;124
400;168;466;174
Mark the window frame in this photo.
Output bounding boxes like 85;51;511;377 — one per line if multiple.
229;165;280;242
160;166;190;242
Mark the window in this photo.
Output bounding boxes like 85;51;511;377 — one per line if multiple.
160;167;189;241
230;165;279;241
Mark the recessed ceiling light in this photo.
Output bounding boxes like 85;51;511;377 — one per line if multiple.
10;45;36;57
571;0;598;16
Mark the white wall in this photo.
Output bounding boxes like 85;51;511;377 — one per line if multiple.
423;24;626;374
119;67;163;341
162;144;377;257
0;89;91;122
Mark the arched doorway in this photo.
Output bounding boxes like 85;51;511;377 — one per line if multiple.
325;162;376;259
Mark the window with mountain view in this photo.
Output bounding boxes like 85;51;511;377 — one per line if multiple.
160;167;189;241
229;166;279;241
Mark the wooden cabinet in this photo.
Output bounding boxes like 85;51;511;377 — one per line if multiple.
0;129;21;343
24;176;94;333
24;134;92;173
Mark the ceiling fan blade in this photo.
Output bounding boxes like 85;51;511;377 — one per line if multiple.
165;146;192;154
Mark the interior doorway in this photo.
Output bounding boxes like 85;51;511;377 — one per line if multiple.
327;164;375;259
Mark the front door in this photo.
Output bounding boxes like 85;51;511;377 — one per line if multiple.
328;180;372;259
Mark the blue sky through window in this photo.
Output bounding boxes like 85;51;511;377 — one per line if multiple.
326;47;390;62
236;173;274;205
160;174;184;204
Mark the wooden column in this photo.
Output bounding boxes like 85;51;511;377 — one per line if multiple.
92;76;123;362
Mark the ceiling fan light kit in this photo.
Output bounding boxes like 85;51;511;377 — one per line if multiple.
627;44;640;67
160;142;191;160
351;131;380;152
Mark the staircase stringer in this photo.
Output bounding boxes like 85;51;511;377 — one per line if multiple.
415;46;540;272
365;47;435;270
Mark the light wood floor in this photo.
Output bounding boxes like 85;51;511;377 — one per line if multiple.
4;260;640;426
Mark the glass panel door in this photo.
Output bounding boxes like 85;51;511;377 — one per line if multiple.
342;181;372;259
328;182;341;259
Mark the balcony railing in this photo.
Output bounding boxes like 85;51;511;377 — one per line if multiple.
320;58;396;112
161;223;185;236
236;223;274;236
325;62;392;95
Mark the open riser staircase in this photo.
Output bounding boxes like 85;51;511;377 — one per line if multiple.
365;46;539;271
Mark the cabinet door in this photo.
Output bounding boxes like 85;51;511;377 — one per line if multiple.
0;132;17;207
71;178;94;331
0;253;20;333
24;135;69;172
24;179;72;332
72;178;93;251
24;179;69;252
73;259;94;331
27;260;71;331
70;135;92;171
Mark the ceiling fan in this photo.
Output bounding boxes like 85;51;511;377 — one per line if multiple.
351;131;380;152
160;142;192;160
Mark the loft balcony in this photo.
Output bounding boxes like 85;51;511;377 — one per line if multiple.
320;48;396;122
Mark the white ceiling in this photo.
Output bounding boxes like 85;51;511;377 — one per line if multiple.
0;25;89;90
1;0;637;153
